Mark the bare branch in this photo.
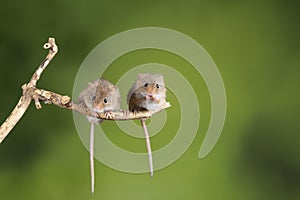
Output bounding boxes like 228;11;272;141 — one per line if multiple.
29;87;171;120
0;38;58;143
0;37;171;144
28;38;58;87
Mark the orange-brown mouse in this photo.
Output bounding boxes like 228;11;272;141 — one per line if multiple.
78;79;121;193
127;73;167;176
78;79;121;122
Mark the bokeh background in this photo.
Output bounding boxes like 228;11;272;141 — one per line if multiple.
1;0;299;199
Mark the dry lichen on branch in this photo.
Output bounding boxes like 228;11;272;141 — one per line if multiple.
0;37;171;144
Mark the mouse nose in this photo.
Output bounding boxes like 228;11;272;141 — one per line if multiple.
94;104;104;112
146;86;155;96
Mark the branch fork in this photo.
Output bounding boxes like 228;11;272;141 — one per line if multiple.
0;37;171;143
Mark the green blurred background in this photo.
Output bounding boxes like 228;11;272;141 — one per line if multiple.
1;0;299;199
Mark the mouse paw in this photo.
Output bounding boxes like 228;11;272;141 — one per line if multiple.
123;110;131;116
132;110;140;115
104;111;114;119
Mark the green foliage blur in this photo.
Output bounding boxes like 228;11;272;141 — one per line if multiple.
1;0;299;199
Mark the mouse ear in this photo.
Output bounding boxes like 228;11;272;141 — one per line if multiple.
134;73;145;86
89;79;101;87
156;74;164;84
137;73;146;79
112;85;118;91
88;82;94;86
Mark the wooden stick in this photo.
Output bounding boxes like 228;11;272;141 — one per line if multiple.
0;38;58;143
0;37;171;144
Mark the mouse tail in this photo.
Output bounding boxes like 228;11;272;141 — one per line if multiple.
141;119;153;176
90;122;95;193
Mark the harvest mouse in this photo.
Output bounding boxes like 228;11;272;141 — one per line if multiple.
127;73;167;176
78;79;121;193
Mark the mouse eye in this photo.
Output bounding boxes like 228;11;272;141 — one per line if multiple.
92;96;96;101
156;84;159;89
103;98;108;103
144;83;148;87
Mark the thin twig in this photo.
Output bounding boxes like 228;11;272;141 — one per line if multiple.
0;38;58;143
29;87;170;120
0;37;171;144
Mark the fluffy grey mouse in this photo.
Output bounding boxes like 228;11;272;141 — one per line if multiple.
78;79;121;193
127;73;167;176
